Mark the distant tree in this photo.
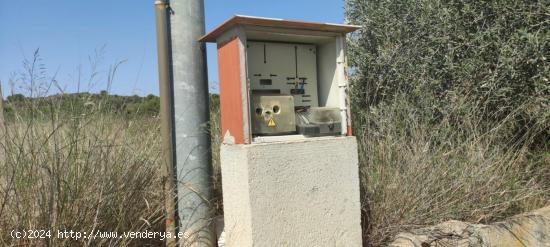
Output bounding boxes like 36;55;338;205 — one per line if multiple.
141;95;160;115
7;94;25;102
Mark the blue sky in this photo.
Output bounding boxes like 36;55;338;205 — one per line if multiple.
0;0;345;97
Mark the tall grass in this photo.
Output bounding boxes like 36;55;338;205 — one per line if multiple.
355;96;549;246
1;102;166;246
0;52;166;246
0;51;224;246
1;114;164;246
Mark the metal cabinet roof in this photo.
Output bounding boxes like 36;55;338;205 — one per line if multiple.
199;15;361;43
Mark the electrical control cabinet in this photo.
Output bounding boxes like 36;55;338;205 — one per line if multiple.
247;42;319;108
200;15;359;143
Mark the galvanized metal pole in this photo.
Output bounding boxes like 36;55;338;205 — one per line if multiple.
169;0;215;246
154;1;178;247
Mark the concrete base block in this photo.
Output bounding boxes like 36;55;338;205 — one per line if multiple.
220;136;362;247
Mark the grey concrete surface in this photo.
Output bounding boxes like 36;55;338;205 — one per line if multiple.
220;136;362;246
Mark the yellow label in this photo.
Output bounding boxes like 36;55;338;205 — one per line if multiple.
267;118;276;127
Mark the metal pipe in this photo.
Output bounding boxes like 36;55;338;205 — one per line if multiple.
0;84;5;162
168;0;215;246
154;1;178;247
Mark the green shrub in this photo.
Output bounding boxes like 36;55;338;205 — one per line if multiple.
346;0;550;245
346;0;549;128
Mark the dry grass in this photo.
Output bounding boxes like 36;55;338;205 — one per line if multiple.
356;98;550;246
0;106;165;246
0;94;224;246
0;51;166;246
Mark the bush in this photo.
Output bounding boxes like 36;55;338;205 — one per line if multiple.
345;0;550;245
346;0;549;127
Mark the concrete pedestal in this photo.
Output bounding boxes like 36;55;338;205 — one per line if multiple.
220;136;362;246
